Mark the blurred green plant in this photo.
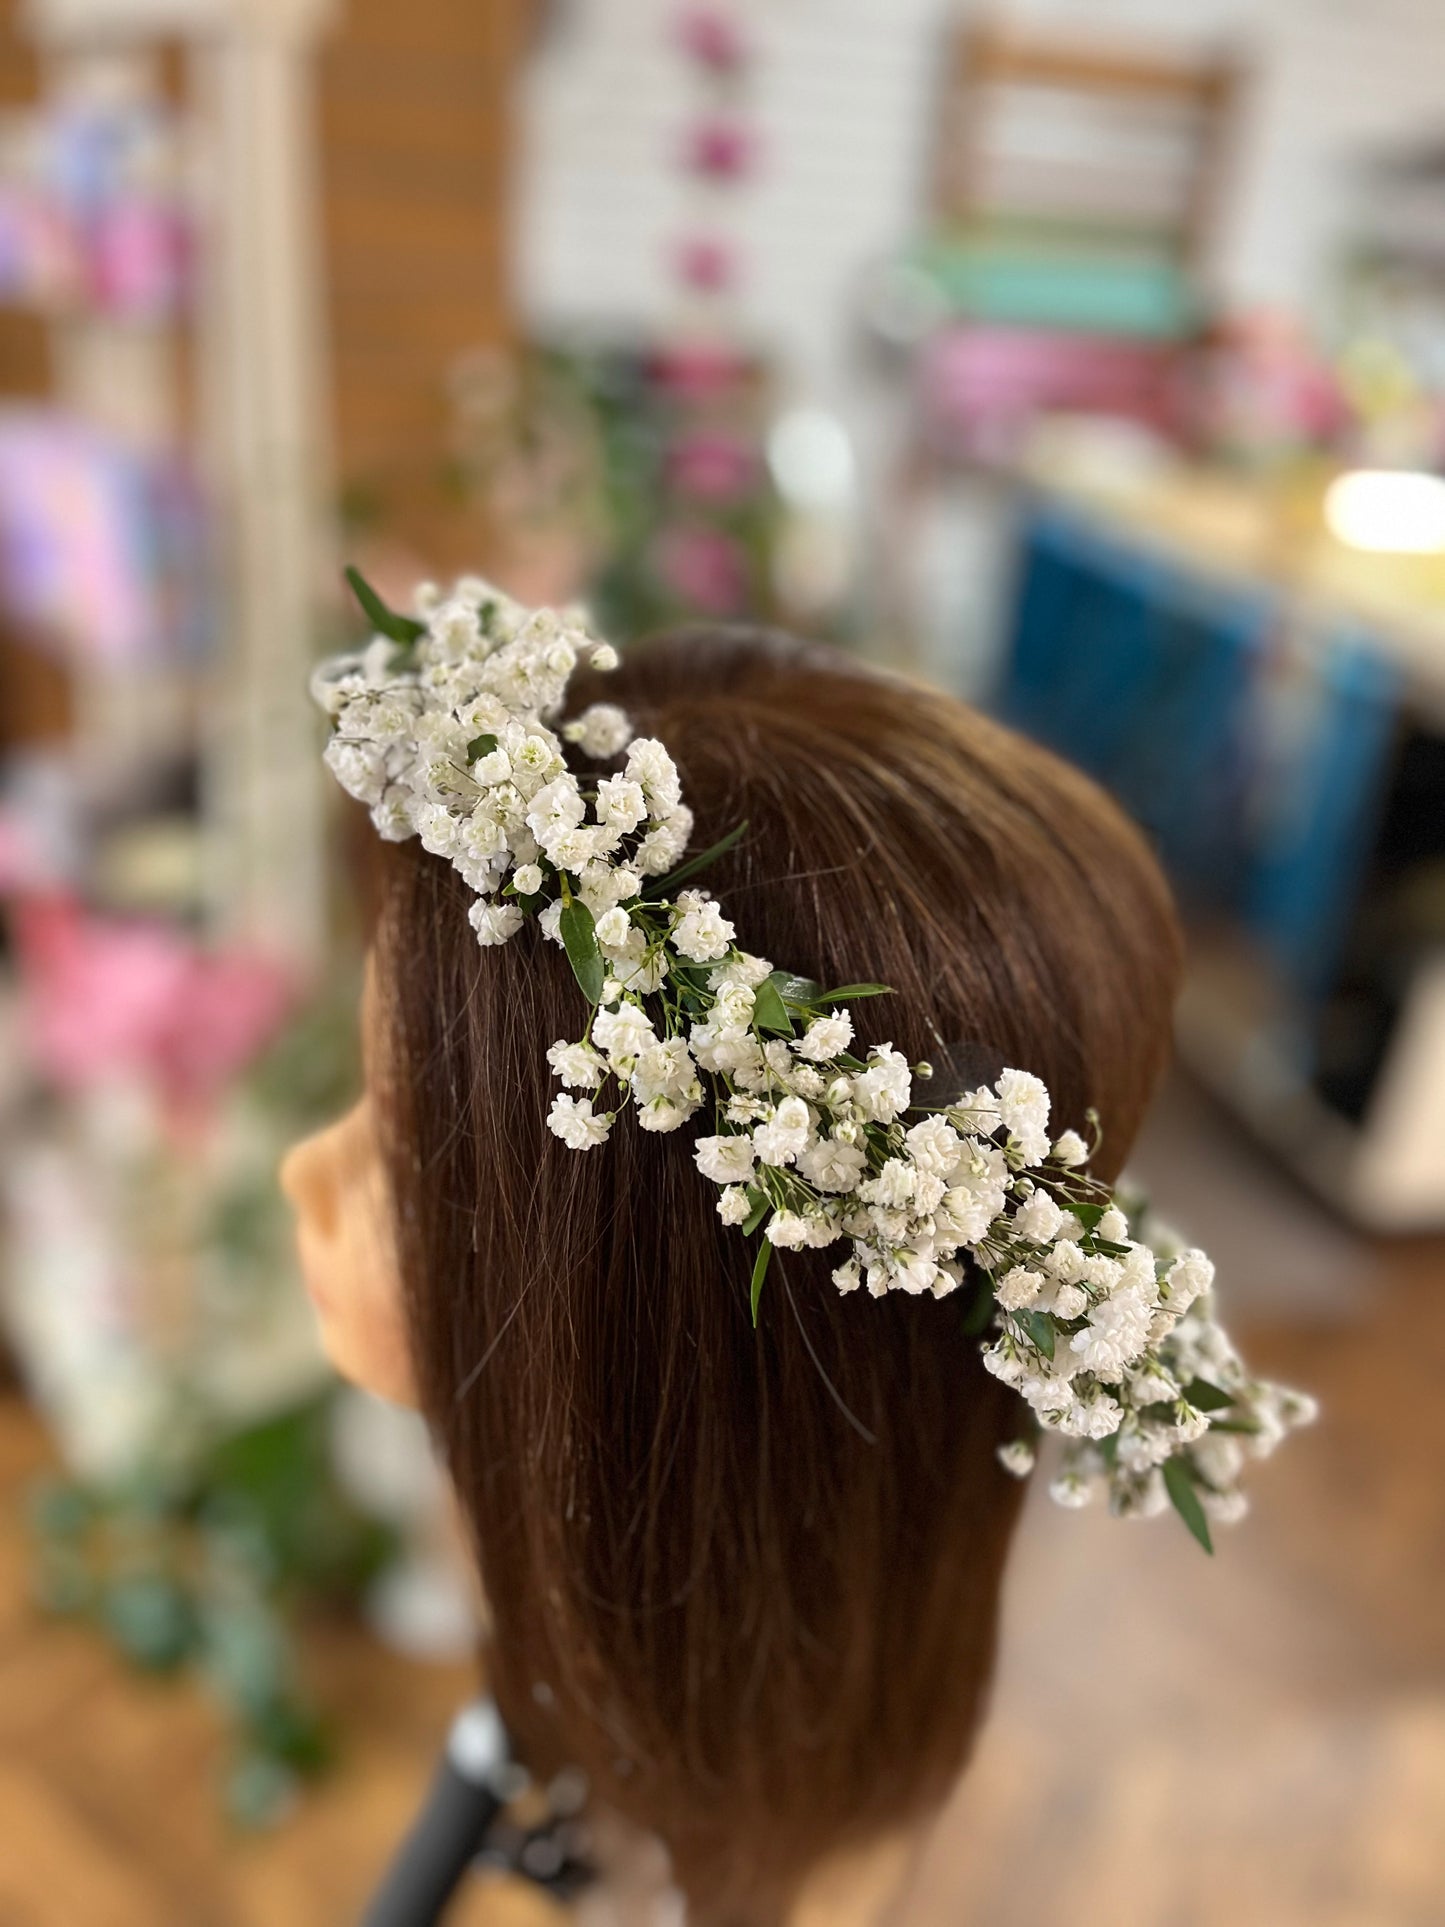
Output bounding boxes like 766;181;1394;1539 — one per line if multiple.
444;337;786;643
27;977;397;1827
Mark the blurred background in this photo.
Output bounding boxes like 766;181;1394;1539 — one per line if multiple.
0;0;1441;1921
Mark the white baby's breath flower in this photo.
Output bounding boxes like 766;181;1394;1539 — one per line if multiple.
876;1248;938;1297
574;859;634;917
1069;1285;1155;1381
717;1185;752;1226
695;1134;756;1185
1060;1387;1123;1440
904;1115;964;1179
469;900;525;946
852;1045;912;1123
563;702;632;757
323;737;388;805
631;1037;698;1104
592;1001;656;1065
512;862;544;897
795;1010;853;1060
1052;1283;1088;1322
863;1158;916;1209
1162;1250;1214;1314
589;642;619;672
997;1440;1036;1478
525;775;587;857
546;1039;607;1089
1052;1129;1089;1166
1199;1487;1249;1526
595;775;647;835
470;746;512;786
538;900;566;945
547;1093;611;1149
672;891;735;963
636;1090;701;1132
594;906;632;948
996;1067;1051;1162
797;1135;867;1193
1191;1433;1245;1489
1012;1189;1065;1245
752;1095;813;1167
636;818;691;877
832;1257;862;1294
429;596;482;656
625;737;682;812
765;1211;812;1250
1048;1471;1096;1509
711;952;773;989
995;1266;1043;1312
1045;1239;1088;1285
710;982;755;1030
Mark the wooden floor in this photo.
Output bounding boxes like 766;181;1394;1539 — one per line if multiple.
901;1228;1445;1927
1;1215;1442;1922
0;1404;548;1927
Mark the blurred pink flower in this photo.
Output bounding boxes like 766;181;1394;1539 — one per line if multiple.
652;525;750;615
672;234;738;294
0;809;45;893
648;343;750;399
676;6;749;73
665;430;757;503
12;894;295;1113
683;116;756;180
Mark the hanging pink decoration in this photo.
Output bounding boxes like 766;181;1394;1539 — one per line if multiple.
672;234;739;294
684;116;756;180
665;428;758;502
676;5;749;75
666;1;756;313
651;524;750;614
648;341;750;398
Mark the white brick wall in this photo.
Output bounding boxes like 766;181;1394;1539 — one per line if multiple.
516;0;1445;399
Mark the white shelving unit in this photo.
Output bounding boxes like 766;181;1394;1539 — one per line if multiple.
21;0;338;970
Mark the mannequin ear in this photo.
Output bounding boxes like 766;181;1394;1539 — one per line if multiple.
281;1097;417;1410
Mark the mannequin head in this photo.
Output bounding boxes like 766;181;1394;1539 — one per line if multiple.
285;628;1182;1923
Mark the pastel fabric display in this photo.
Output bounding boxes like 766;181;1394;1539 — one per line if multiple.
306;577;1312;1925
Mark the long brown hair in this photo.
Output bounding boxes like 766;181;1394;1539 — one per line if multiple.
369;628;1182;1922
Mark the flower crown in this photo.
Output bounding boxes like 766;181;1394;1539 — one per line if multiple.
312;569;1314;1551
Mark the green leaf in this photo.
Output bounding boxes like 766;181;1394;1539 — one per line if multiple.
343;566;426;646
466;732;498;763
1069;1201;1109;1230
1181;1377;1235;1413
767;970;824;1009
751;978;793;1035
750;1236;773;1326
1015;1308;1055;1360
1163;1457;1214;1554
741;1188;770;1236
559;899;605;1005
642;820;749;898
817;982;894;1004
961;1272;995;1336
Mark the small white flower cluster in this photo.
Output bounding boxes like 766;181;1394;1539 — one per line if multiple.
314;572;1315;1550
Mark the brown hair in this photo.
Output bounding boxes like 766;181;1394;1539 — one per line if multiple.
369;628;1182;1922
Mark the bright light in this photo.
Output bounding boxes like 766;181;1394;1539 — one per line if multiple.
768;409;855;512
1324;469;1445;554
